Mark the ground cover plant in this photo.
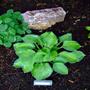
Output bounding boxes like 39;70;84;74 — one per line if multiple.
13;32;85;80
0;9;31;47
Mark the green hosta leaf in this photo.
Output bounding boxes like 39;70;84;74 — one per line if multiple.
59;51;77;63
14;43;35;51
54;55;68;63
59;33;72;42
72;51;85;62
32;63;53;80
14;43;35;55
62;41;81;51
85;26;90;31
40;32;58;48
19;49;35;58
23;34;39;43
33;51;47;63
50;50;58;60
59;51;85;63
22;60;34;73
41;47;58;62
13;50;35;73
41;47;50;53
13;58;24;68
53;62;68;75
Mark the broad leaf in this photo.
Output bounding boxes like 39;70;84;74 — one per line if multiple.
32;63;53;80
50;50;58;60
59;51;78;63
53;62;68;75
72;51;85;62
40;32;58;48
13;50;35;73
33;50;49;63
54;55;68;63
23;34;39;43
59;33;72;42
59;51;85;63
62;41;81;51
14;43;35;55
85;26;90;31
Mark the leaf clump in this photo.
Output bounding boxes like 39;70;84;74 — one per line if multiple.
13;32;85;80
0;9;31;47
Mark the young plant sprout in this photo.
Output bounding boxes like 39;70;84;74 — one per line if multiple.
85;26;90;38
13;32;85;80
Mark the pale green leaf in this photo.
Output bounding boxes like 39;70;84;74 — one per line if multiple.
32;63;53;80
13;50;35;73
85;26;90;31
62;41;81;51
23;34;39;43
50;50;58;60
14;43;35;55
40;32;58;48
53;62;68;75
59;51;78;63
33;51;47;63
72;51;85;62
59;33;72;42
54;55;68;63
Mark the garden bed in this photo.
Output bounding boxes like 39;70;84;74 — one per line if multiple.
0;0;90;90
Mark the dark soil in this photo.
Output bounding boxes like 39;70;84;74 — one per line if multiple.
0;0;90;90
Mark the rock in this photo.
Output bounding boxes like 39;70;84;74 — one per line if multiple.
22;7;66;30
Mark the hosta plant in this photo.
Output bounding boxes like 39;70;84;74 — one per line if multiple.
85;26;90;38
13;32;85;80
0;9;31;47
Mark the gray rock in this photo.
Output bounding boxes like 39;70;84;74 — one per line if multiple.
22;7;66;30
